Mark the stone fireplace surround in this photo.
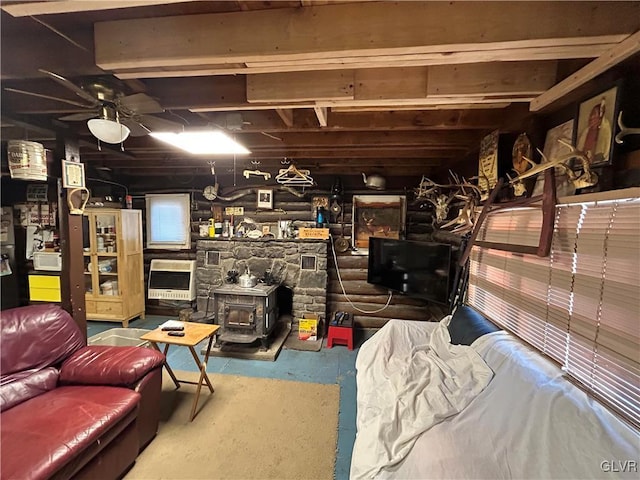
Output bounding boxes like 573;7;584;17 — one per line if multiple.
195;239;328;322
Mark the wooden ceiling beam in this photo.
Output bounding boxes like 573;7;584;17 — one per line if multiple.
95;2;639;71
0;22;97;80
329;103;513;112
313;106;328;127
427;62;558;97
86;157;445;168
129;108;523;133
275;109;294;128
103;166;439;178
247;63;556;104
530;31;640;112
92;146;462;160
247;70;354;103
1;0;198;17
222;130;481;147
112;42;617;78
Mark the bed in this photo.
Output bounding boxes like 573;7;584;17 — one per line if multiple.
350;306;639;479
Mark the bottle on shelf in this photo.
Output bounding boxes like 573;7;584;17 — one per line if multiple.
316;207;327;228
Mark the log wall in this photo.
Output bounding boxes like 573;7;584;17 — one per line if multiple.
140;187;453;328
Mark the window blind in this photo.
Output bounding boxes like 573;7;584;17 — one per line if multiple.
468;195;640;428
145;193;191;250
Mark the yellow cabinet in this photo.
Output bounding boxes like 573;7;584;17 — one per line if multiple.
28;274;61;302
83;208;144;327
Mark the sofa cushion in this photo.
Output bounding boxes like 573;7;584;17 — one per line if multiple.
0;367;59;412
0;385;140;480
448;305;500;346
59;346;165;386
0;304;85;376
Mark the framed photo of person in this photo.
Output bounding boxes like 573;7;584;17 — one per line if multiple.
574;85;619;167
257;189;273;209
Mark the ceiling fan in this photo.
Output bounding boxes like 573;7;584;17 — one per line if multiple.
5;69;181;144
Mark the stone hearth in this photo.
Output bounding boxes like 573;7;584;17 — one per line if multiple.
196;239;328;321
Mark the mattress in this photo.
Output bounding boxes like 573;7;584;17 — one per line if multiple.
351;319;640;479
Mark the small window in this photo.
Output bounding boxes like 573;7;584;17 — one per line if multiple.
145;193;191;250
206;251;220;266
301;255;317;271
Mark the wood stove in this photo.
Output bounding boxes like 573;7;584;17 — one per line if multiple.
213;283;278;350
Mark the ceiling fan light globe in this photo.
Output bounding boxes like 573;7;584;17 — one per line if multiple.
87;118;131;144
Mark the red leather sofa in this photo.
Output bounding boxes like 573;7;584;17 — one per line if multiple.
0;304;165;480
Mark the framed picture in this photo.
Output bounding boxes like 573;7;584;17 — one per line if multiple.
62;160;86;188
257;189;273;209
478;129;499;197
352;195;406;252
574;85;619;167
532;119;576;197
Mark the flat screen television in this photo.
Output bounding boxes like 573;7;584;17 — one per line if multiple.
367;237;452;305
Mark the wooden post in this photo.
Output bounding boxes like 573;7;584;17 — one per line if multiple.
537;168;557;257
457;178;503;267
55;136;87;337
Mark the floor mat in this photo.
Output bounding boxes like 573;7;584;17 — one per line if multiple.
283;323;324;352
126;371;339;480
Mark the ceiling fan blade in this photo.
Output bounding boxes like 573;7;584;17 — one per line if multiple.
38;69;100;107
59;112;96;121
4;87;92;108
121;118;150;137
119;93;164;115
137;114;182;132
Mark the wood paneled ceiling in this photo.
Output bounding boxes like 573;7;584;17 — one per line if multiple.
1;0;639;188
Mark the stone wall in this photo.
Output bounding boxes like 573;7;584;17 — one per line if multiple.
196;239;328;320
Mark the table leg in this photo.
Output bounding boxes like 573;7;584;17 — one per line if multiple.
150;341;180;388
188;335;216;421
201;335;216;392
187;343;214;393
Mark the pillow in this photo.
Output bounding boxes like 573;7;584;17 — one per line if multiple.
447;305;500;345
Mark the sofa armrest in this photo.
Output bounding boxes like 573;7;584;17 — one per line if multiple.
59;346;165;387
448;305;501;346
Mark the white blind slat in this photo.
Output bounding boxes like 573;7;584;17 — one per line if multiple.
468;197;640;428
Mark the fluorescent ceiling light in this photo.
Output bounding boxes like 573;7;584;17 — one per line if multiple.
149;130;251;154
87;118;131;144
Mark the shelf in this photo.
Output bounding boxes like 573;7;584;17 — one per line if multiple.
84;208;144;324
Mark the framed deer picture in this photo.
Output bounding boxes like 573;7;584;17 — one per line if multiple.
352;195;406;252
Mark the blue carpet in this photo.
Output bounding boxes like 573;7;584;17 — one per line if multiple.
88;316;371;480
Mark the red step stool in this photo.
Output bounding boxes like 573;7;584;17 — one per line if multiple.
327;313;354;350
327;325;353;350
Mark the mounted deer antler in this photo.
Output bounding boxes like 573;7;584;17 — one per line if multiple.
415;176;440;199
440;178;482;233
415;173;484;227
615;111;640;144
507;139;598;193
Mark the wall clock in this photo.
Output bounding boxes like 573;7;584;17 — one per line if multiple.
203;185;217;201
